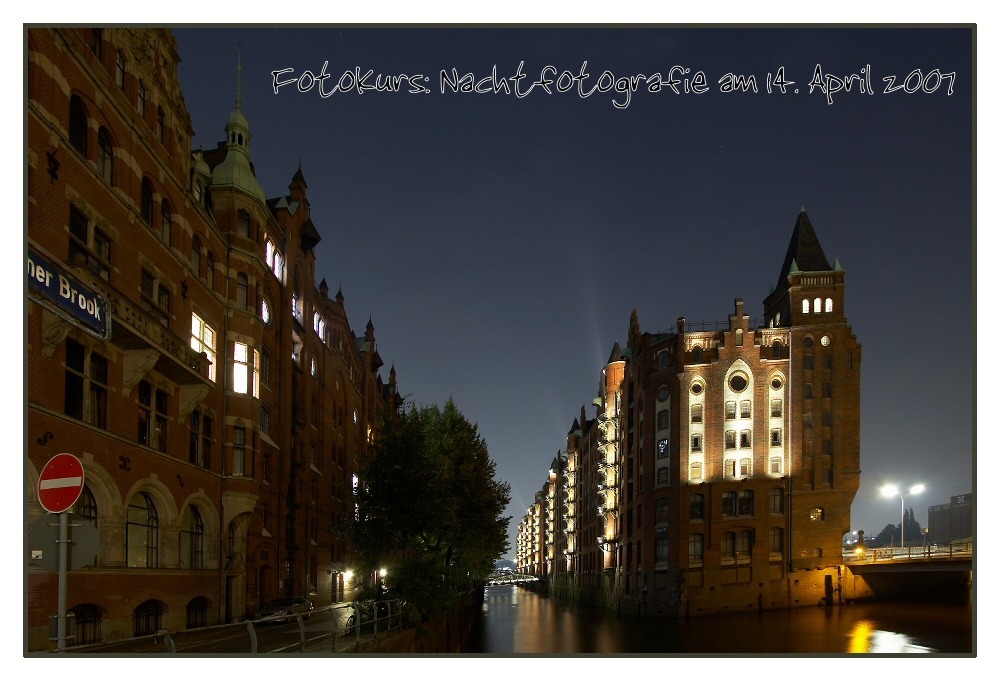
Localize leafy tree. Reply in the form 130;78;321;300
348;399;511;619
867;508;924;547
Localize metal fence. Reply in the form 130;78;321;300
842;542;973;563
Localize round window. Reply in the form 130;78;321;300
821;335;831;347
771;377;782;390
729;373;748;392
804;337;813;348
657;386;669;402
691;383;703;395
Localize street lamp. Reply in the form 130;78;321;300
881;484;925;548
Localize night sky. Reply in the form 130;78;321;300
172;28;972;558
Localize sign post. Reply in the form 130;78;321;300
37;454;85;652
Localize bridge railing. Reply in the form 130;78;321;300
842;542;972;563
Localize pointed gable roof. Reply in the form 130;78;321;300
776;209;831;286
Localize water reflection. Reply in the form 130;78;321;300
471;584;970;654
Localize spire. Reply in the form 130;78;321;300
335;285;344;304
776;209;831;286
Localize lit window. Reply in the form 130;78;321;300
771;399;782;417
253;349;261;398
265;240;274;267
724;459;736;478
725;430;736;449
689;462;703;482
809;507;825;521
741;400;751;418
190;313;217;382
657;439;669;459
234;342;249;394
814;298;821;313
725;401;736;420
739;457;752;476
825;298;833;313
691;404;702;423
802;299;809;314
273;251;284;282
311;357;317;377
261;298;271;324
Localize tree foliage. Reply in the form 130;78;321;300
868;508;924;547
348;399;511;619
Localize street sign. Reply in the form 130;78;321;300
26;514;99;571
37;453;85;514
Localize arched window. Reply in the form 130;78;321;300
769;528;784;556
237;273;249;310
688;534;704;565
180;506;204;570
160;199;171;244
735;328;743;346
813;298;822;313
140;178;153;224
186;597;209;629
689;461;703;481
772;340;781;359
69;96;88;155
191;236;202;277
70;604;103;645
73;484;98;567
692;346;702;363
802;299;810;314
97;127;113;184
126;492;158;567
825;298;833;312
206;253;215;291
133;600;163;636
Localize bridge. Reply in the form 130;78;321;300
840;542;972;601
486;571;540;586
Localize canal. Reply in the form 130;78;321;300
468;584;973;654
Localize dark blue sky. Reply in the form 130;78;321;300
174;28;973;556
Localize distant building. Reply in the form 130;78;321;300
518;211;862;616
27;28;401;650
927;493;973;544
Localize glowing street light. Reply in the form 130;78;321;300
881;484;925;548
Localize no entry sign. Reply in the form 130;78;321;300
38;453;85;514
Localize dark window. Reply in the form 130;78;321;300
741;400;751;418
737;530;753;558
804;383;813;400
69;96;87;155
729;374;748;392
771;429;782;446
141;178;153;224
655;498;669;525
772;340;781;358
186;598;208;629
740;430;750;448
692;346;702;363
656;409;669;429
126;493;158;567
689;534;704;565
689;494;704;520
769;487;784;514
691;434;702;451
137;380;167;451
160;200;171;245
191;236;201;276
237;210;251;237
769;528;784;555
180;506;204;569
822;469;833;484
691;404;702;423
740;457;752;476
725;430;736;449
64;338;107;428
823;383;832;398
133;600;162;636
189;411;212;468
722;491;737;517
721;532;735;559
261;406;270;435
823;411;832;428
823;439;833;456
804;355;813;371
234;427;246;476
156;106;165;142
724;459;736;478
206;253;215;291
140;269;170;328
655;538;669;563
824;355;832;370
70;604;103;646
689;461;702;481
771;399;782;417
115;50;126;90
68;206;111;280
138;80;146;117
738;490;754;516
261;348;270;387
237;273;249;310
657;466;669;485
97;128;113;184
90;28;102;58
725;401;736;420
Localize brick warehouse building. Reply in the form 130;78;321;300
518;211;862;616
26;28;401;650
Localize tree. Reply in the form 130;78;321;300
348;399;511;619
867;508;924;547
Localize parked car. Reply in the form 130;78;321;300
254;596;314;622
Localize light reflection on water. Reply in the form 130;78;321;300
471;584;970;654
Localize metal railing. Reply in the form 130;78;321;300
843;542;973;563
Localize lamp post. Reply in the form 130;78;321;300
881;484;925;548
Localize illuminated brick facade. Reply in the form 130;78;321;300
27;28;400;650
522;211;863;615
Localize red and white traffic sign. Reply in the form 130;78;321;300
38;453;85;514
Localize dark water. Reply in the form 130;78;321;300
468;584;973;654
